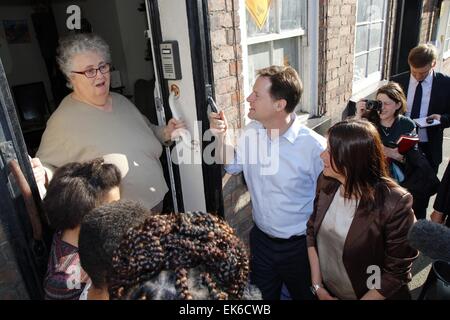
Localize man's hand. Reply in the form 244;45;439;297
164;118;186;142
209;111;228;136
427;114;441;122
430;210;446;224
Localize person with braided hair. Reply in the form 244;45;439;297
43;158;121;300
109;211;260;300
78;200;260;300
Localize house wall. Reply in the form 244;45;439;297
207;0;252;245
318;0;357;123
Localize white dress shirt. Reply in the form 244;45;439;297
225;114;326;238
406;71;434;142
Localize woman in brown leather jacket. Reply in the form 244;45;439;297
306;119;418;300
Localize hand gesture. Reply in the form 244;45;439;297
209;110;228;136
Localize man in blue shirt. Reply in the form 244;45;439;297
210;66;326;300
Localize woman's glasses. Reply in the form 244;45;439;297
71;63;111;78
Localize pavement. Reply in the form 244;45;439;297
408;128;450;299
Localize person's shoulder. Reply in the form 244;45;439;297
434;71;450;83
397;115;416;129
296;124;327;148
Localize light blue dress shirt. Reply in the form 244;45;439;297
225;114;326;238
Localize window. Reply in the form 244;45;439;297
244;0;307;111
353;0;387;91
444;11;450;58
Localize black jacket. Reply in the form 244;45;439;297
433;160;450;227
390;71;450;168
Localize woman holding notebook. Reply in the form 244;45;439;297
355;82;439;219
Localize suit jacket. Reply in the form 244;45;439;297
390;71;450;167
306;174;418;300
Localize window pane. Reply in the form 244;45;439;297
356;25;369;53
273;38;299;71
246;1;276;37
368;49;381;74
248;42;271;87
281;0;305;30
357;0;371;23
370;0;385;21
354;54;368;82
369;22;383;49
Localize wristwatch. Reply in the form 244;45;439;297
310;283;323;296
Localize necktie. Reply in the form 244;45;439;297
410;81;423;119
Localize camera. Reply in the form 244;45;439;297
364;100;383;112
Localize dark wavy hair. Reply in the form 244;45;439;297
78;200;152;289
326;119;400;211
109;211;254;300
43;158;121;230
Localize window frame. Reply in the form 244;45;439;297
443;9;450;59
241;0;311;122
352;0;388;94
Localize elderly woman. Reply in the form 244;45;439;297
306;119;418;300
30;33;183;212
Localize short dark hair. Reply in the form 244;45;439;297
43;158;121;230
78;200;152;289
408;44;437;68
257;65;303;113
327;119;399;211
109;211;253;300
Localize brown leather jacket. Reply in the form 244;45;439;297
306;174;418;300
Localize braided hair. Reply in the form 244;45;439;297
109;211;251;300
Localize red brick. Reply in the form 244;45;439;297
229;60;242;76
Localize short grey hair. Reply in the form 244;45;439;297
56;33;111;78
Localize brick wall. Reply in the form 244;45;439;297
207;0;252;246
319;0;357;123
0;223;29;299
420;0;437;43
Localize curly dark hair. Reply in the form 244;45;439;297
78;200;152;289
109;211;252;300
43;158;121;230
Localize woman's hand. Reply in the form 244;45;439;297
316;287;338;300
355;100;367;119
430;210;446;224
164;118;186;142
383;146;404;162
29;157;47;186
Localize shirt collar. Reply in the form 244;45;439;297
410;69;434;85
281;113;302;144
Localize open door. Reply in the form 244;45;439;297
0;58;49;299
144;0;223;215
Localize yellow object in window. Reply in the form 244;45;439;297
246;0;271;30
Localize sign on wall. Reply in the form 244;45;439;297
246;0;271;29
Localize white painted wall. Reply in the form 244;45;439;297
0;5;54;107
114;0;154;96
156;0;207;212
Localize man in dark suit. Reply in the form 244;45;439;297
391;44;450;219
391;44;450;173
